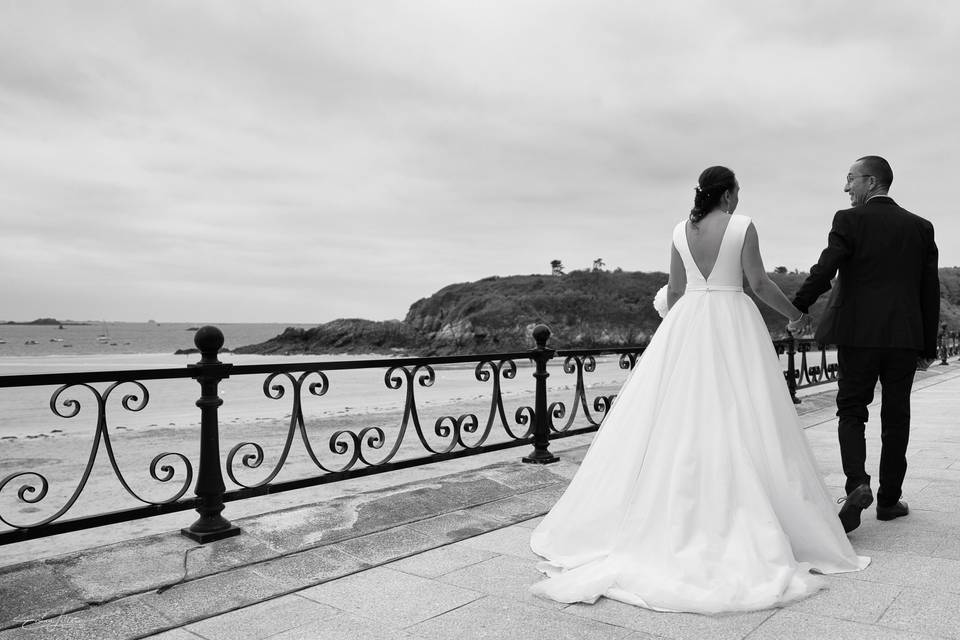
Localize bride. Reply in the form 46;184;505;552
529;166;869;614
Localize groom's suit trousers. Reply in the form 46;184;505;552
836;346;917;507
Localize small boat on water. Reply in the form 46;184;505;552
50;338;64;343
63;344;73;348
24;339;37;345
0;338;6;345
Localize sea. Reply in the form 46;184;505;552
0;321;310;362
0;321;632;439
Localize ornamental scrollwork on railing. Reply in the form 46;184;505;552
549;352;643;431
618;352;640;370
0;381;193;530
775;339;840;392
472;359;533;442
226;370;337;487
224;359;537;485
802;342;840;385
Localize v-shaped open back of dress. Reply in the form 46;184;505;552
529;214;868;613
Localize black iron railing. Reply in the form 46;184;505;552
775;335;841;404
1;323;955;545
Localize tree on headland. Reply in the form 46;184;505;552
551;260;565;276
774;266;788;274
592;258;606;272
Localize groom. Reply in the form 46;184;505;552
789;155;939;533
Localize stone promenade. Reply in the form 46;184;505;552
2;365;960;639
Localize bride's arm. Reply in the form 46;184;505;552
741;222;803;321
667;244;686;310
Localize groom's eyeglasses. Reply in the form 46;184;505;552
845;174;874;184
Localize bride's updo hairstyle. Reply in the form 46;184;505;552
691;166;737;224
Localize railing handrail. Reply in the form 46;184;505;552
0;339;835;389
0;350;556;388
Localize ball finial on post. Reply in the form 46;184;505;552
194;326;225;364
532;324;551;350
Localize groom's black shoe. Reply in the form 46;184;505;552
838;484;874;533
876;500;909;521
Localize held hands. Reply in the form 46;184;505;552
786;311;809;335
917;357;936;371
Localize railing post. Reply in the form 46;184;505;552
182;326;240;543
939;323;949;366
785;332;800;404
523;324;559;464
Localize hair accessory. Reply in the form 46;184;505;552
694;185;702;193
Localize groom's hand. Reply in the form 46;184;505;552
786;314;808;335
917;357;936;371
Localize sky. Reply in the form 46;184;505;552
2;1;958;323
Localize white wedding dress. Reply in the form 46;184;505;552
530;214;869;614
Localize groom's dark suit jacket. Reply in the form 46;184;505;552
792;196;940;358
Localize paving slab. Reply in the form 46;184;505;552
785;575;903;624
749;609;938;640
847;549;960;593
0;594;170;640
333;523;437;565
563;597;773;640
440;553;567;611
932;533;960;560
138;568;286;628
846;521;944;556
183;594;339;640
918;479;960;497
266;612;424;640
142;629;202;640
476;460;571;490
909;493;960;513
878;587;960;639
298;566;482;629
406;596;634;640
231;498;368;552
455;524;540;560
386;543;498;579
247;545;368;591
0;563;87;630
405;508;504;541
45;534;197;603
180;532;280;577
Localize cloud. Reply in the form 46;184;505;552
1;1;959;322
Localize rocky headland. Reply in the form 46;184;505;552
234;267;960;357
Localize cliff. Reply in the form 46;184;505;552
234;319;424;356
234;268;960;356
